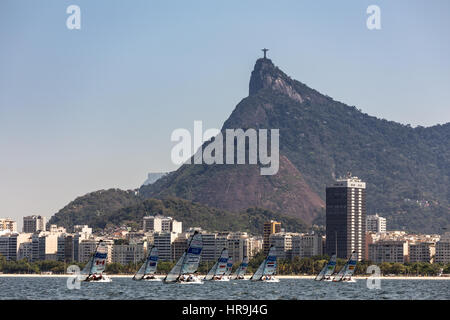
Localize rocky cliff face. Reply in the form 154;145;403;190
140;58;450;233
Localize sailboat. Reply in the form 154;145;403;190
314;254;337;281
81;240;111;282
204;248;229;281
133;246;160;281
250;245;279;282
164;231;203;284
332;251;357;282
232;256;249;280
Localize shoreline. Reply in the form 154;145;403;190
0;274;448;280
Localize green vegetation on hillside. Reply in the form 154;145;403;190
50;193;309;235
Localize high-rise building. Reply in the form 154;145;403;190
0;218;17;233
143;216;182;234
263;221;281;254
366;214;386;233
326;175;366;261
23;215;46;233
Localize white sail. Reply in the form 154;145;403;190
315;254;337;280
81;255;93;275
204;248;228;280
164;231;203;283
335;251;358;281
181;232;203;274
81;241;108;276
233;256;249;279
224;257;233;276
262;246;277;276
165;252;185;283
250;246;277;281
134;246;158;280
250;259;265;281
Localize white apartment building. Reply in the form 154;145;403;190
269;232;300;260
153;232;179;261
291;233;323;258
200;232;228;262
368;240;409;263
409;242;435;263
112;242;147;265
0;218;17;233
143;216;182;234
366;214;387;233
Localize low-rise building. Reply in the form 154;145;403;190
112;242;147;265
409;242;435;263
291;233;323;259
368;240;409;263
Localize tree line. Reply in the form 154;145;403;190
1;253;449;276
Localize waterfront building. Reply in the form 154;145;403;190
171;233;189;260
269;232;298;260
263;221;281;255
23;215;46;233
112;242;147;265
409;242;435;263
78;239;113;263
326;175;366;261
435;233;450;264
31;232;59;261
291;233;323;258
366;214;387;233
153;232;179;261
368;240;409;263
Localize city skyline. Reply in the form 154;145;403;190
1;1;450;224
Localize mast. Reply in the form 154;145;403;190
88;240;102;276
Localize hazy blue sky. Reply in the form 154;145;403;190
1;0;449;227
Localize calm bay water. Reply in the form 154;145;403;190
0;277;448;300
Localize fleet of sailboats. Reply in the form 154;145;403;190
315;252;358;283
77;236;358;285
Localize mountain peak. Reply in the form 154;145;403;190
249;58;304;103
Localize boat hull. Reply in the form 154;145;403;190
84;274;112;283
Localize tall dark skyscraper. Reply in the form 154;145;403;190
326;176;366;261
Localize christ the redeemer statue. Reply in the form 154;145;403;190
262;48;269;59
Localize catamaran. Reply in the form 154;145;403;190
232;256;249;280
333;251;357;282
204;248;229;281
250;245;279;282
314;254;337;281
81;240;111;282
164;231;203;284
133;246;160;281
